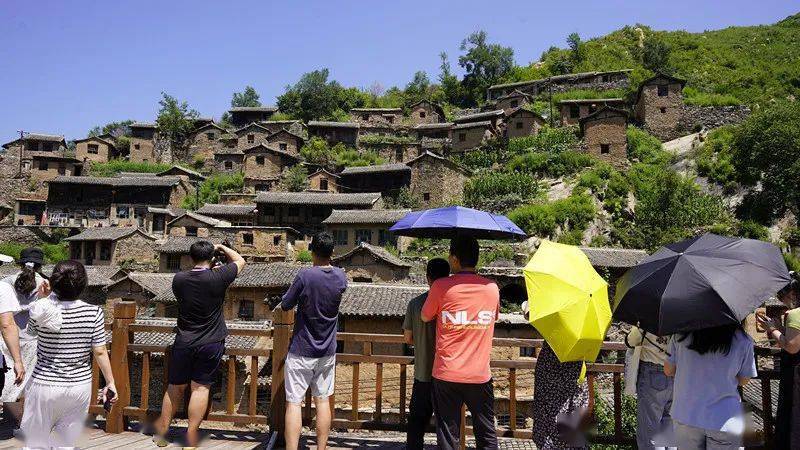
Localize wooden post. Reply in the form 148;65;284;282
106;301;136;433
269;307;294;439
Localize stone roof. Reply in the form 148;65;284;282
453;121;492;130
414;123;453;130
265;128;306;142
213;147;244;155
130;122;157;129
193;123;228;134
229;106;278;113
231;262;307;288
241;143;300;160
197;203;256;217
308;168;340;179
322;209;410;225
29;154;82;163
338;283;427;317
579;106;629;125
234;123;271;135
332;242;412;268
147;206;185;217
308;121;360;129
453;110;504;124
123;317;268;350
156;236;219;254
506;107;545;121
558;98;626;104
156;165;206;181
495;89;535;101
73;135;117;147
64;227;154;242
126;272;175;296
50;175;181;187
488;69;633;90
2;133;66;148
350;108;402;113
406;150;472;175
167;211;227;227
340;163;410;176
255;191;382;206
409;100;447;118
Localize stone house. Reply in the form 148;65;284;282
13;198;47;225
105;272;175;316
408;100;446;125
359;141;422;164
307;121;359;147
144;206;185;235
45;175;191;228
350;108;403;126
23;155;83;195
264;129;305;156
213;226;299;262
495;90;535;114
339;163;411;197
322;209;411;253
235;123;271;150
307;169;340;193
258;120;305;136
407;151;471;207
451;121;495;153
213;148;244;174
196;203;256;226
412;123;452;141
228;106;278;128
338;283;428;355
634;73;687;141
579;107;629;167
188;123;228;157
559;98;627;126
505;108;545;139
74;135;119;164
255;191;383;235
156;165;205;183
241;143;300;193
65;227;157;267
166;211;230;237
331;242;413;283
486;69;632;101
156;236;217;273
129;122;158;163
1;133;66;161
453;110;505;128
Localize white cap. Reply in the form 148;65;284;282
521;300;529;315
0;254;13;264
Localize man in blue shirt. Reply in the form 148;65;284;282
280;232;348;450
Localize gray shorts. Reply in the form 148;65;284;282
284;353;336;403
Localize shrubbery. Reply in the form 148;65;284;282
464;172;541;212
508;150;595;178
507;193;596;241
0;242;69;264
695;126;737;186
88;160;171;177
507;126;579;154
182;173;244;209
299;137;385;169
626;126;671;166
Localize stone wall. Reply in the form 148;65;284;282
582;115;628;168
211;228;291;259
409;158;468;208
237;129;270;150
361;142;421;163
213;153;244;174
549;78;629;94
506;111;544;139
634;82;684;141
678;104;751;134
409;103;444;124
452;125;491;153
129;137;156;163
243;151;291;182
0;225;51;246
114;233;157;265
76;139;114;163
265;131;303;156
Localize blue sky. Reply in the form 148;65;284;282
0;1;797;141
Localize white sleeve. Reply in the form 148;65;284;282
0;283;21;315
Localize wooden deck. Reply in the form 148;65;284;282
0;423;271;449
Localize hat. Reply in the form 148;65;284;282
19;248;44;266
0;254;13;264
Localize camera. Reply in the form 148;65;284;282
212;240;233;267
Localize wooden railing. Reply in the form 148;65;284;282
98;302;779;448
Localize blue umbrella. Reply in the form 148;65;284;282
389;206;527;240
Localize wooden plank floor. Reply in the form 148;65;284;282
0;423;270;449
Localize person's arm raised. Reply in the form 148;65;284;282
215;244;245;274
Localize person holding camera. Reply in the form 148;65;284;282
153;241;245;448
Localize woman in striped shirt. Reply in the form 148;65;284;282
20;260;117;449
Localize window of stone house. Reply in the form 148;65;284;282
395;148;403;161
243;232;254;246
419;111;426;118
660;107;667;114
247;134;255;144
224;161;233;170
423;193;430;201
334;230;348;246
43;142;54;152
287;207;300;217
279;143;288;151
255;184;268;192
26;141;38;152
185;226;198;237
516;121;524;130
658;85;669;97
589;104;597;114
320;179;329;191
38;160;47;171
58;164;66;175
134;144;141;150
117;206;130;219
355;229;372;245
238;300;255;320
166;254;181;271
569;105;580;118
88;144;99;154
99;242;112;261
255;156;265;166
206;132;215;140
362;114;369;121
602;74;610;82
21;161;30;171
600;144;610;154
143;158;148;162
510;100;519;108
378;229;394;246
273;235;282;246
264;206;276;216
387;116;394;124
458;133;466;142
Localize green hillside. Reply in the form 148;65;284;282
507;13;800;107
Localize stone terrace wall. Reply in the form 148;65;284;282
678;104;751;134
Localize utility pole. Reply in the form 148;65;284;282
16;129;25;174
193;180;201;210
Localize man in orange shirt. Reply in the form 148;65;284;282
421;236;499;450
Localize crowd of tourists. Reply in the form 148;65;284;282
0;234;798;449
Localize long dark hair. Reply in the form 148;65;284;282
14;263;41;296
679;323;741;356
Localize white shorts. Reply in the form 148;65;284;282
21;380;92;449
284;353;335;404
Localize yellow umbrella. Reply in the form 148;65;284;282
523;240;611;363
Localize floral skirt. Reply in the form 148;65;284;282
0;338;37;402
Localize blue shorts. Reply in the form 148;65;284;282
168;341;225;386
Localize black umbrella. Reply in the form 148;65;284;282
613;233;790;336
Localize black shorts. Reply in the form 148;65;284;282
168;340;225;386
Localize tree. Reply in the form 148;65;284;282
156;92;199;153
231;86;261;107
637;36;673;74
279;165;309;192
567;32;585;66
276;69;347;122
458;31;515;105
438;52;468;106
404;71;431;104
88;120;134;138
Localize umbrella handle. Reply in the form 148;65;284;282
577;362;587;384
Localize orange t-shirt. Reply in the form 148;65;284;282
421;272;499;384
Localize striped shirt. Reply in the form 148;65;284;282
26;300;105;385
